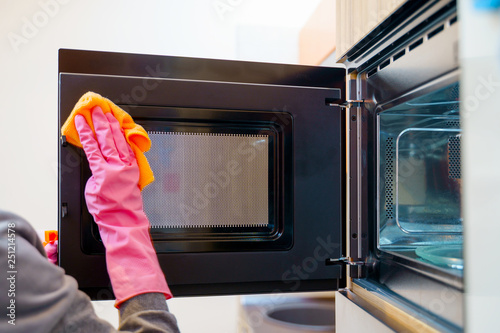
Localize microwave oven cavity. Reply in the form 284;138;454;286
377;82;463;272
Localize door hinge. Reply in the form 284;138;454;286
340;100;364;109
326;100;364;108
326;257;365;267
327;256;370;278
346;102;369;276
325;98;344;108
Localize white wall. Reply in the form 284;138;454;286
0;1;320;331
0;0;320;231
1;0;230;232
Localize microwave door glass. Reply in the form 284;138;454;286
117;107;296;254
143;131;269;229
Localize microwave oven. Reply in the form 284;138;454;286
58;0;462;330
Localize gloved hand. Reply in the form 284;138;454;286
75;106;172;307
44;241;58;264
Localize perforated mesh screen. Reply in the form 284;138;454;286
448;136;461;179
143;131;270;228
384;137;395;220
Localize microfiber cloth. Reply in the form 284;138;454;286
61;91;154;190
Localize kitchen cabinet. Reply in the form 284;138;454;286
335;0;406;59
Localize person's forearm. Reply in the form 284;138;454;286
74;109;172;307
119;293;180;333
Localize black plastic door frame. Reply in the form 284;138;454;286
58;50;346;298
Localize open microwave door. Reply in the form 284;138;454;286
58;49;347;298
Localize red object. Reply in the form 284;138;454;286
43;230;58;265
43;230;58;246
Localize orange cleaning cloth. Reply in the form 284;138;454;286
61;91;154;190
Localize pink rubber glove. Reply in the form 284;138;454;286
44;240;58;264
74;106;172;307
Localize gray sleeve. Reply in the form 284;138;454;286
119;293;180;333
0;210;180;333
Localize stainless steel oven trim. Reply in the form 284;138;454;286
351;279;462;332
376;109;381;259
341;0;457;71
356;106;362;257
374;69;460;114
361;17;459;107
346;100;369;272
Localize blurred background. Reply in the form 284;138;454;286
0;0;330;231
